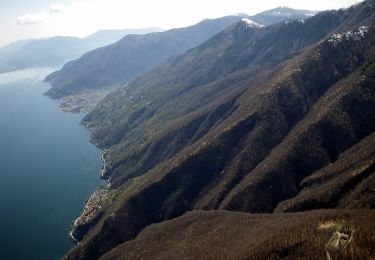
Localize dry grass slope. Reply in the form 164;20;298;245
101;210;375;260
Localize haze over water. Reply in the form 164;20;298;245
0;68;103;260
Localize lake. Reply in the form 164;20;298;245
0;68;103;260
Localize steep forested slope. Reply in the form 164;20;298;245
65;1;375;259
274;132;375;212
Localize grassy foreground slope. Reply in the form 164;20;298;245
102;210;375;260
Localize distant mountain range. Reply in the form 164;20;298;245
44;7;317;99
61;1;375;259
0;27;162;74
43;16;247;98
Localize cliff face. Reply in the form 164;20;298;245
65;1;375;259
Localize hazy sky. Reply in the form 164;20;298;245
0;0;363;47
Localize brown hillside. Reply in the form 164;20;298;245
101;210;375;260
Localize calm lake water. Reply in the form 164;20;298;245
0;68;103;260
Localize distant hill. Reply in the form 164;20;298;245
0;39;33;59
80;28;163;50
0;27;162;74
63;1;375;259
0;39;34;73
44;7;316;99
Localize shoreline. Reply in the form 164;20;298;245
45;84;116;246
68;123;112;244
69;231;79;244
47;96;111;245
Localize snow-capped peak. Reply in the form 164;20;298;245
241;18;265;28
328;25;370;46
